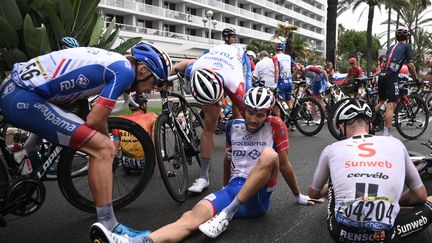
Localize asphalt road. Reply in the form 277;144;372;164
2;126;432;243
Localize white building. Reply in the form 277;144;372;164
98;0;326;59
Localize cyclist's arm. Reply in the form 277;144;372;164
171;59;196;75
87;104;110;136
308;146;331;199
400;147;427;206
278;149;300;197
223;150;232;186
273;56;279;84
407;63;419;80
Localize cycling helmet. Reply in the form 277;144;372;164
246;50;256;59
191;68;224;104
61;37;80;48
128;93;148;111
275;42;286;50
396;28;411;41
222;27;238;39
244;87;275;111
378;55;386;62
131;42;172;84
336;99;373;126
348;57;357;65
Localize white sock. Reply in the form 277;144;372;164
221;197;242;221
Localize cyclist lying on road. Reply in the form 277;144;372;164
91;87;324;243
308;99;432;242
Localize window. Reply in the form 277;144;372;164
137;19;145;27
252;8;257;13
145;0;152;4
239;3;244;8
145;21;153;29
224;17;230;23
239;21;244;27
163;1;175;10
186;7;197;15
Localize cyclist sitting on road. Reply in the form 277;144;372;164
273;42;296;111
91;86;323;243
0;42;172;238
375;27;420;136
308;99;432;243
340;57;363;86
114;93;157;176
171;40;252;194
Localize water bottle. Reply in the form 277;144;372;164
14;149;33;175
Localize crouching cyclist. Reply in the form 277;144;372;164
308;99;432;242
90;87;323;243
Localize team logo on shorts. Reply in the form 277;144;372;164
249;149;261;160
76;74;89;88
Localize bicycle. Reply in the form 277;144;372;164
409;139;432;179
0;98;156;226
327;80;429;140
153;71;204;202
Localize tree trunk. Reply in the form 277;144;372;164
387;8;391;48
366;3;375;75
326;0;338;64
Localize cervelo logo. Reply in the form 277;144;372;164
347;172;389;179
345;160;393;168
34;103;76;131
397;215;428;235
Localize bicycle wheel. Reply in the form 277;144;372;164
45;150;89;180
154;113;188;202
395;95;429;140
409;151;429;175
327;98;355;140
292;97;325;136
181;103;204;166
57;117;155;213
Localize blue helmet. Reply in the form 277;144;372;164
275;42;285;50
61;37;80;48
131;42;172;84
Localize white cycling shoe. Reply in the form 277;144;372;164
188;178;209;193
90;223;130;243
198;212;230;239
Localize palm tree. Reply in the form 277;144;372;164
326;0;338;65
339;0;407;74
273;23;299;57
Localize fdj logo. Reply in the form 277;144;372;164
60;79;75;91
76;74;89;88
232;150;246;156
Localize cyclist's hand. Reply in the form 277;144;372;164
296;193;325;205
414;79;422;84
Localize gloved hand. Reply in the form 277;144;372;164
296;193;325;205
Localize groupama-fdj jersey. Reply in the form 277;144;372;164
273;53;295;100
311;135;432;242
189;44;252;112
203;116;288;218
0;47;134;149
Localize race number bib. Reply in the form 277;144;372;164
335;197;396;231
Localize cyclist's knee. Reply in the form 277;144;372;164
83;134;116;161
257;147;278;168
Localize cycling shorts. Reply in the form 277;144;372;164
203;177;277;218
378;72;399;102
328;199;432;243
0;80;95;149
277;77;293;101
312;74;327;96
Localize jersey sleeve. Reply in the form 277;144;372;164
242;52;252;91
404;44;414;64
272;56;278;65
307;65;321;73
310;145;331;191
403;145;424;191
269;116;288;152
97;60;135;110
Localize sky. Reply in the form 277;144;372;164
337;3;432;45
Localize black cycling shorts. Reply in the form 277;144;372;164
327;201;432;243
378;72;399;102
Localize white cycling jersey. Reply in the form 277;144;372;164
311;135;423;231
273;53;294;78
191;44;250;97
226;117;288;180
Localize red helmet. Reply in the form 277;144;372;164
348;58;357;65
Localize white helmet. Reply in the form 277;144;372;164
246;50;256;59
244;87;275;111
191;69;224;104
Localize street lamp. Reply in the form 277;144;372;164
202;10;217;45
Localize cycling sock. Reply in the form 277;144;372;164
200;158;210;180
96;204;118;231
383;127;390;136
130;236;154;243
222;197;242;221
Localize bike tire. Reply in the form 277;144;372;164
408;151;429;175
395;94;429;140
183;103;204;166
154;114;188;202
327;98;355;141
293;97;325;136
57;117;156;213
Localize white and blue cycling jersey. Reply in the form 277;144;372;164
185;44;252;112
0;47;135;149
